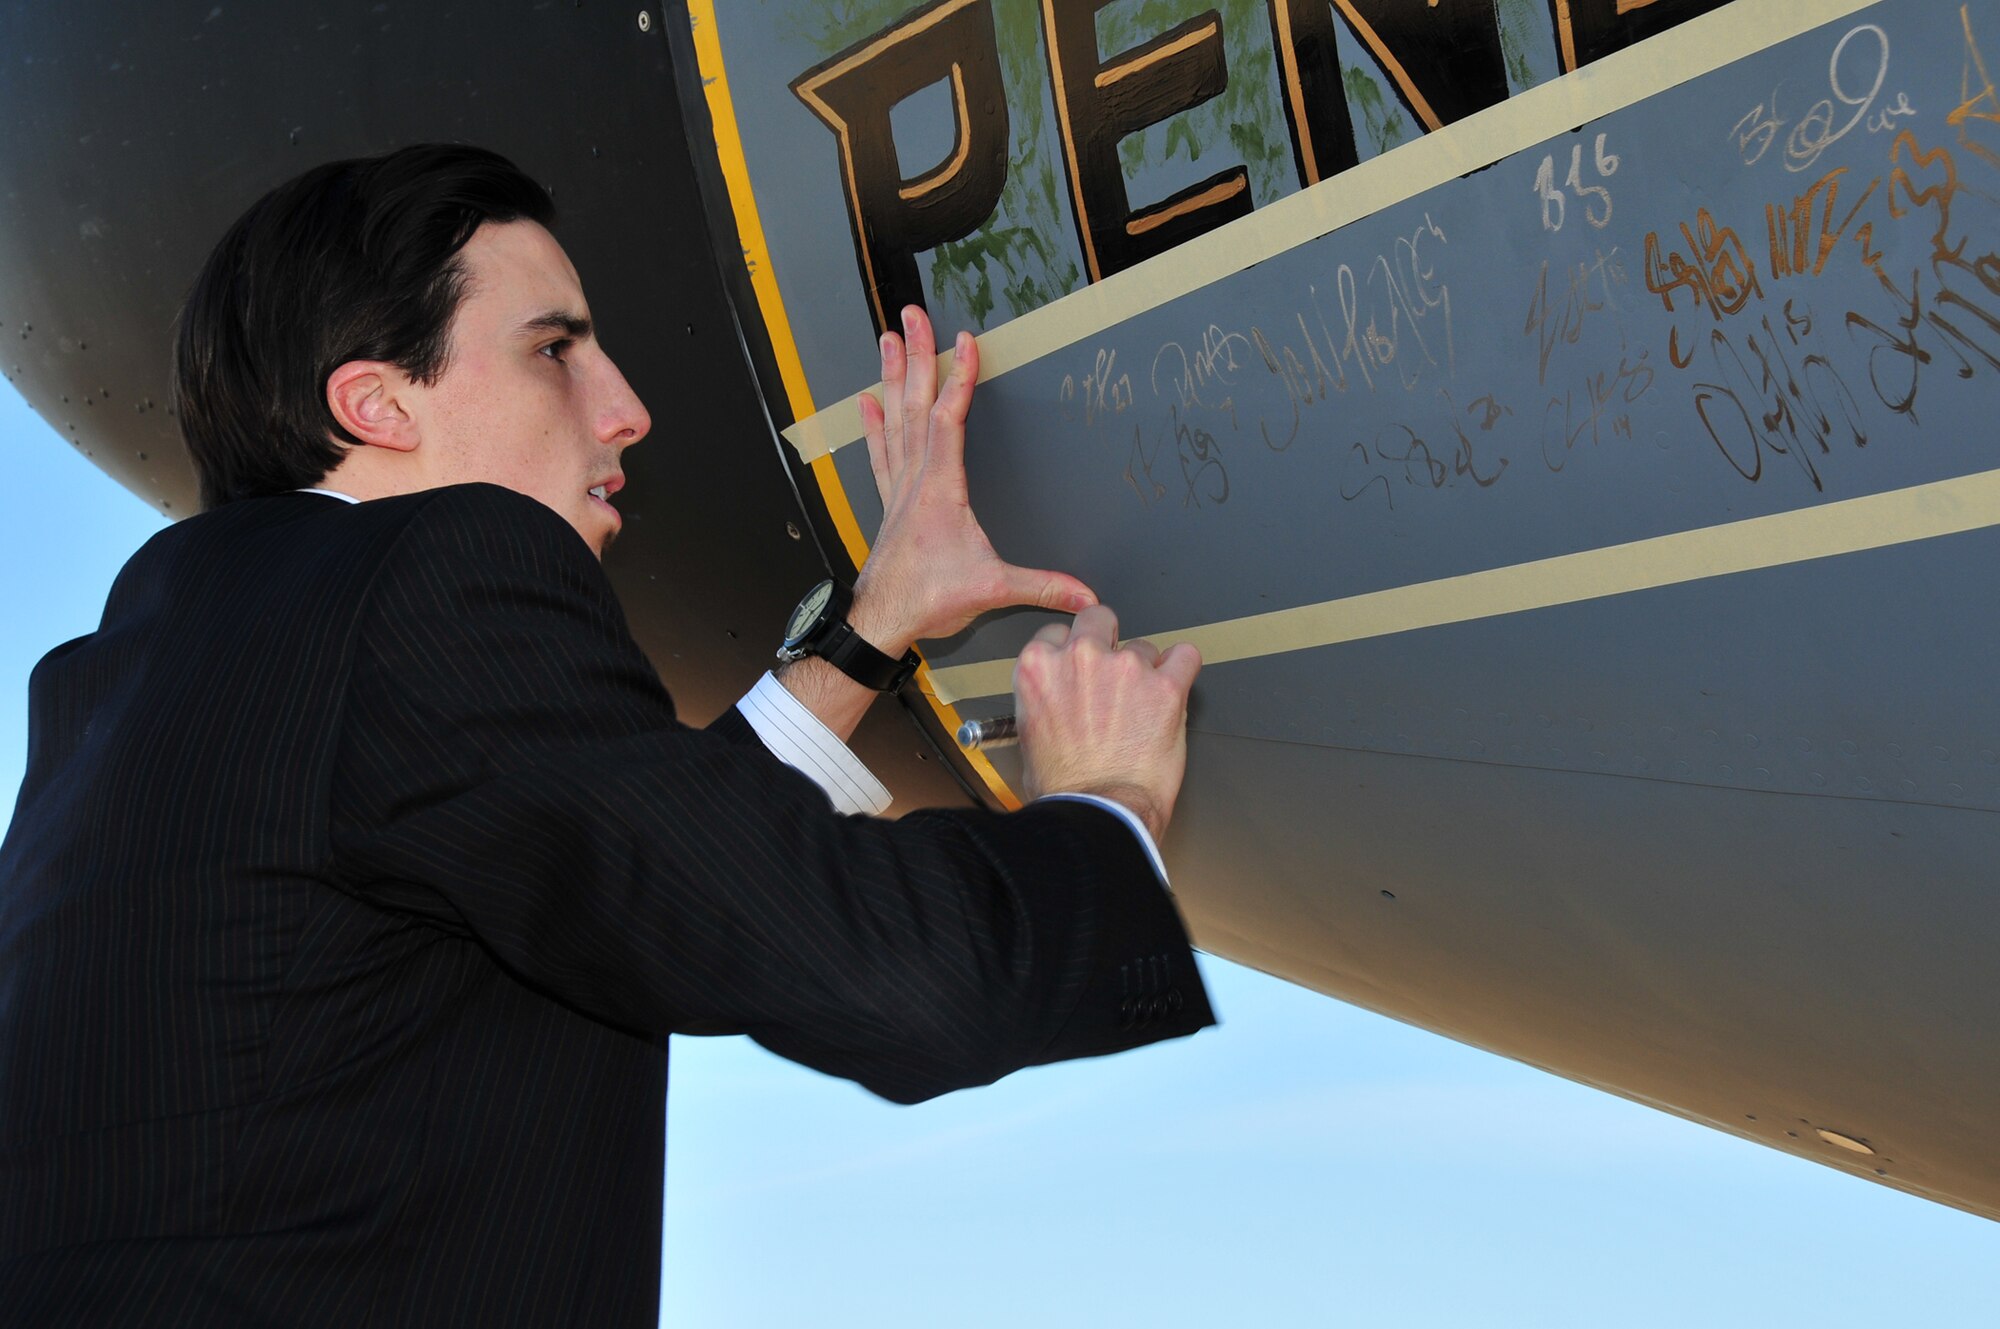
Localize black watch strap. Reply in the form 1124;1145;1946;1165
818;618;921;692
780;579;920;692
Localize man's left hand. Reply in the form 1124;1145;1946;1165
847;306;1096;654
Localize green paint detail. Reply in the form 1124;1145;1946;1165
1342;61;1407;158
1494;0;1561;94
931;224;1066;325
1226;117;1274;178
769;0;920;56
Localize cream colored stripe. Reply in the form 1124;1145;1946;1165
923;468;2000;704
782;0;1882;463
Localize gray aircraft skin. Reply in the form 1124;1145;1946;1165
4;0;1996;1223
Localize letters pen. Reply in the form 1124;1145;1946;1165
955;714;1019;751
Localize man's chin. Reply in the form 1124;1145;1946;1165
560;503;617;559
581;495;622;558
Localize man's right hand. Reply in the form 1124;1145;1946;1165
1013;605;1201;845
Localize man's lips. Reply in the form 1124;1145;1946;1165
587;476;624;524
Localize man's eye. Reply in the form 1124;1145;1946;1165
539;339;572;362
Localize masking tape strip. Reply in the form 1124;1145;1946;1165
781;0;1883;463
923;467;2000;705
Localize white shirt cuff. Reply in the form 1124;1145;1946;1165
1036;793;1171;892
737;671;892;817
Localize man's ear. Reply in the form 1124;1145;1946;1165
326;360;421;452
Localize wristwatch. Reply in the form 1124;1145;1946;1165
777;578;920;692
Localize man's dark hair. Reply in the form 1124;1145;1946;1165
174;143;556;508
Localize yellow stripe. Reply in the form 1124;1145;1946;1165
808;454;873;570
922;468;2000;705
688;0;817;421
781;0;1885;463
690;0;1019;809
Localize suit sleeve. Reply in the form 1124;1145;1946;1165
326;484;1213;1104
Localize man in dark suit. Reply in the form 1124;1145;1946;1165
0;144;1211;1324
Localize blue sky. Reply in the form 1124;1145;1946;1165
3;382;1995;1325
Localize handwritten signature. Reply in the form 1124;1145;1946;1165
1731;23;1904;174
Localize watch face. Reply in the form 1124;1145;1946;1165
785;580;834;645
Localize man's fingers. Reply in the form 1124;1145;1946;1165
1120;638;1161;667
1029;621;1071;647
1157;641;1202;693
1000;564;1096;615
879;331;907;463
1069;603;1119;651
859;393;890;499
932;330;979;442
899;306;937;450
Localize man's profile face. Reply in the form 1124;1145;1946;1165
416;221;651;556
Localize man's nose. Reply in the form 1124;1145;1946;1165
596;356;652;448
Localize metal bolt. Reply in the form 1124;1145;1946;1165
636;9;651;31
785;521;801;540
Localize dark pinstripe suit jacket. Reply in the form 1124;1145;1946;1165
0;484;1213;1325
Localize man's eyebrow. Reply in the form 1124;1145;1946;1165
515;310;593;340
